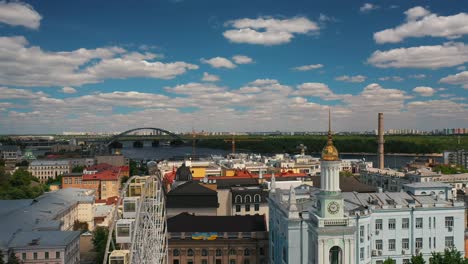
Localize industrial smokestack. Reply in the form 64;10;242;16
378;113;385;169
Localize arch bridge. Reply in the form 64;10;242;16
105;127;184;147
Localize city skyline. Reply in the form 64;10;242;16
0;0;467;133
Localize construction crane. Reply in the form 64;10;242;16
224;134;263;154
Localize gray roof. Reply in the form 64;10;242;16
30;159;70;166
8;231;80;249
0;188;95;249
403;182;452;189
0;145;20;152
94;205;114;218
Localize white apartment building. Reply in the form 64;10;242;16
28;160;71;183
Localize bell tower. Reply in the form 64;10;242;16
317;109;344;218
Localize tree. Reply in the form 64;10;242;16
6;251;20;264
383;257;395;264
72;165;85;173
0;250;5;264
73;220;89;232
411;253;426;264
430;248;468;264
92;226;109;263
339;170;353;177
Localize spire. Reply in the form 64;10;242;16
288;185;298;212
270;172;276;192
327;107;333;144
321;108;340;161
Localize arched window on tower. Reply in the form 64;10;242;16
254;194;261;203
235;195;243;203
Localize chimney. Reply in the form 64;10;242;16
378;113;385;169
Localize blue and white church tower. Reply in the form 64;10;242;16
308;109;356;264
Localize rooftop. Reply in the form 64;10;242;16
403;182;452;189
30;159;70;166
167;212;266;232
0;188;95;248
8;231;80;249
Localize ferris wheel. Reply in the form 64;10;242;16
103;171;168;264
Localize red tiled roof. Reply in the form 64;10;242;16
86;163;114;172
196;169;307;181
83;168;121;181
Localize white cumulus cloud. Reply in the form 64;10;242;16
232;55;254;64
368;42;468;69
201;57;236;69
439;71;468;89
374;6;468;44
292;64;323;71
360;3;379;13
0;36;198;87
61;87;77;94
0;1;42;29
223;16;319;45
335;75;367;83
413;86;435;96
201;72;220;82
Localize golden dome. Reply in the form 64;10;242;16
321;108;340;161
322;141;339;161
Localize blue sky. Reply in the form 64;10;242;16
0;0;466;133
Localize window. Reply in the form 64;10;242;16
236;205;241;212
202;260;208;264
433;217;436;228
402;238;409;250
244;260;250;264
360;248;364;260
229;249;236;255
282;246;288;262
376;261;383;264
416;218;423;229
388;219;396;230
259;247;265;256
216;260;222;264
56;251;60;259
375;240;383;250
388;239;396;251
445;236;454;248
173;249;180;256
216;249;222;256
235;195;242;203
244;248;250;256
434;237;436;248
245;204;250;212
375;219;382;230
429;237;432;248
187;249;194;257
254;194;261;202
22;253;26;260
402;218;409;229
173;260;179;264
202;249;208;256
429;217;432;228
445;217;454;228
45;252;49;259
254;204;260;211
245;195;252;203
403;260;410;264
230;260;236;264
416;238;423;249
33;252;37;260
360;226;364;240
